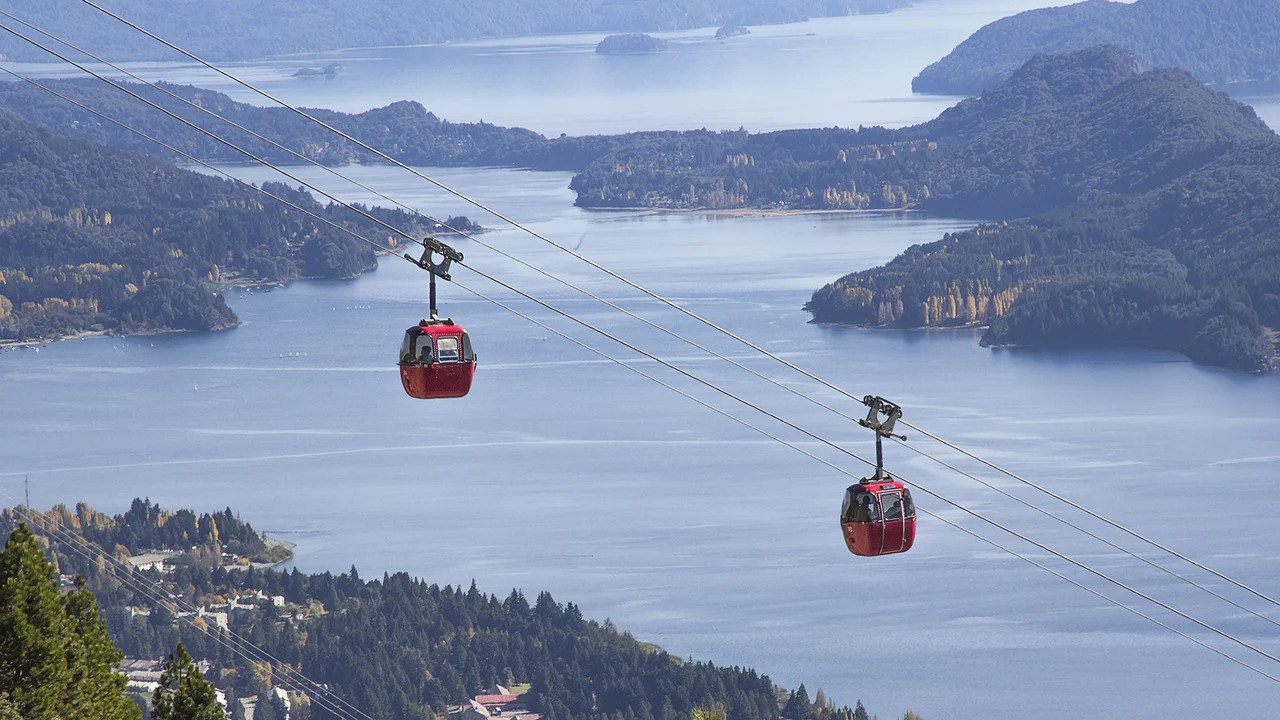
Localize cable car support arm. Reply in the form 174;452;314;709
406;238;463;320
858;396;906;482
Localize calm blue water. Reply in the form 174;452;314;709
4;2;1280;718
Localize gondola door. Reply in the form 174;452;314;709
878;490;906;554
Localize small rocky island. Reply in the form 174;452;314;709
292;62;340;78
715;25;750;40
595;33;669;54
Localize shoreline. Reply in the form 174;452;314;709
253;536;297;569
582;206;921;218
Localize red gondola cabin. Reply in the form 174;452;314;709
399;320;476;399
840;480;916;556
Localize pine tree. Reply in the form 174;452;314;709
255;693;280;720
0;524;139;719
151;642;224;720
784;685;811;720
854;700;870;720
0;524;72;715
63;576;140;719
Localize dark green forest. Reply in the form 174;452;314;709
801;47;1280;370
911;0;1280;95
0;107;481;344
0;0;914;63
0;503;880;720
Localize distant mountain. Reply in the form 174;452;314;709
912;0;1280;95
0;0;914;63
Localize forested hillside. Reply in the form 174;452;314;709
566;46;1275;217
0;107;485;344
0;79;618;171
911;0;1280;95
806;49;1280;371
0;0;913;63
1;502;882;720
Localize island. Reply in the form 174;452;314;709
804;47;1280;371
911;0;1280;95
595;33;669;54
291;62;340;78
716;24;751;40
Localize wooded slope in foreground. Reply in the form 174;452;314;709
1;502;886;720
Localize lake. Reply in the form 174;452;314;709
4;1;1280;719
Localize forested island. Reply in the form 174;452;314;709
0;0;916;63
0;106;480;346
804;47;1280;371
596;34;669;54
911;0;1280;95
0;501;892;720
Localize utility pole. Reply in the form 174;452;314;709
24;474;29;510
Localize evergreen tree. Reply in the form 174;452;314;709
784;685;812;720
0;523;71;715
255;693;280;720
152;642;223;720
62;576;140;718
854;700;870;720
0;524;139;719
268;692;290;720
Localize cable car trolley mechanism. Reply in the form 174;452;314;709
398;239;477;399
840;396;917;557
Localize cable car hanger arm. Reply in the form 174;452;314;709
406;238;463;281
858;396;906;482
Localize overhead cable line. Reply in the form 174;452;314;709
898;420;1280;612
73;0;1280;622
6;24;1280;680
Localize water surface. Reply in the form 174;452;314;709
3;2;1280;718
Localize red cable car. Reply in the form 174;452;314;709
399;319;476;399
397;242;475;399
841;479;916;556
841;396;917;557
